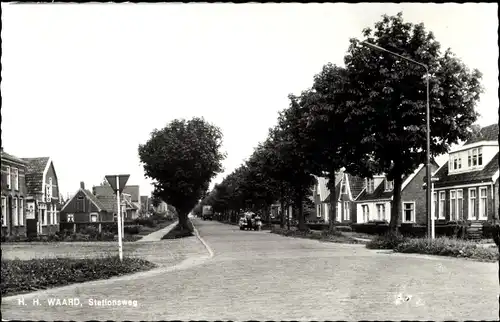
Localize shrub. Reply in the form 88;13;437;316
124;225;142;235
78;225;100;238
352;223;390;235
133;218;157;228
335;226;353;232
394;237;498;262
1;256;156;297
366;232;408;249
161;220;194;239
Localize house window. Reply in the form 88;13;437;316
341;180;347;194
403;202;415;222
12;198;18;226
343;201;350;221
468;150;472;167
438;191;445;219
479;187;487;219
362;205;369;222
453;157;458;170
457;190;463;220
470;148;483;167
366;179;375;194
468;188;477;220
376;203;385;220
385;180;394;191
19;198;24;226
42;209;47;226
114;213;118;222
432;192;437;219
12;168;19;191
450;190;457;221
1;197;6;227
67;213;74;222
90;213;98;222
6;166;11;189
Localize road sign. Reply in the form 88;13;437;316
105;175;130;194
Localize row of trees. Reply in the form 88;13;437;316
198;12;483;233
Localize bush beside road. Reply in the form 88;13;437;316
161;219;195;239
270;227;364;244
1;256;156;297
366;233;499;262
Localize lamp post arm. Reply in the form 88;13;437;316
361;41;428;70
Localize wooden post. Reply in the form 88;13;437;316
98;223;102;233
73;223;76;233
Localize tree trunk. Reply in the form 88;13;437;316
297;194;306;231
329;180;337;233
178;212;190;231
390;172;403;233
286;203;290;230
280;183;285;229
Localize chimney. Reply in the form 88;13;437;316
80;182;85;189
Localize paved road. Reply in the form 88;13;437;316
2;219;498;321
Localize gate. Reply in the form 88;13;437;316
26;219;38;238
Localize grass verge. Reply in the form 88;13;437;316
161;219;195;240
366;233;499;262
1;256;156;297
270;227;363;244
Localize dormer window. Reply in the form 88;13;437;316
385;179;394;191
366;178;375;194
468;148;483;168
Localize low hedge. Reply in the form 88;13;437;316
270;227;361;244
1;256;156;297
124;225;142;235
161;220;195;239
366;234;498;262
352;222;469;239
1;231;142;243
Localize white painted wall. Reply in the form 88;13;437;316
356;201;391;223
448;143;498;175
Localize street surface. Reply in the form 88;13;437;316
1;219;498;320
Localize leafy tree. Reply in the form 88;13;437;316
138;117;226;230
274;95;320;231
342;12;482;231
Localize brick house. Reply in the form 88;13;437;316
1;149;28;237
310;172;365;224
22;157;61;236
432;124;499;223
355;161;439;225
60;182;112;225
123;185;141;218
92;183;136;221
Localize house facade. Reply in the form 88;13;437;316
92;183;131;221
123;185;140;218
432;124;499;223
60;182;112;226
1;150;29;237
355;161;439;225
22;157;61;236
310;172;365;224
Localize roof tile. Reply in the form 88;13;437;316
465;123;499;144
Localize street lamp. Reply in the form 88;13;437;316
361;41;432;238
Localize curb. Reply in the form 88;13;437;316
191;219;215;259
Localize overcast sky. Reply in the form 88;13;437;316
1;3;498;199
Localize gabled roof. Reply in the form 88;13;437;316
123;185;140;202
60;188;106;213
346;174;365;199
1;151;28;165
22;157;50;195
465;123;499;145
356;179;393;202
96;195;119;213
433;152;499;188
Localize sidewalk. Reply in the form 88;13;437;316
137;221;179;242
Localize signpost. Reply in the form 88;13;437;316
105;174;130;261
423;177;439;239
